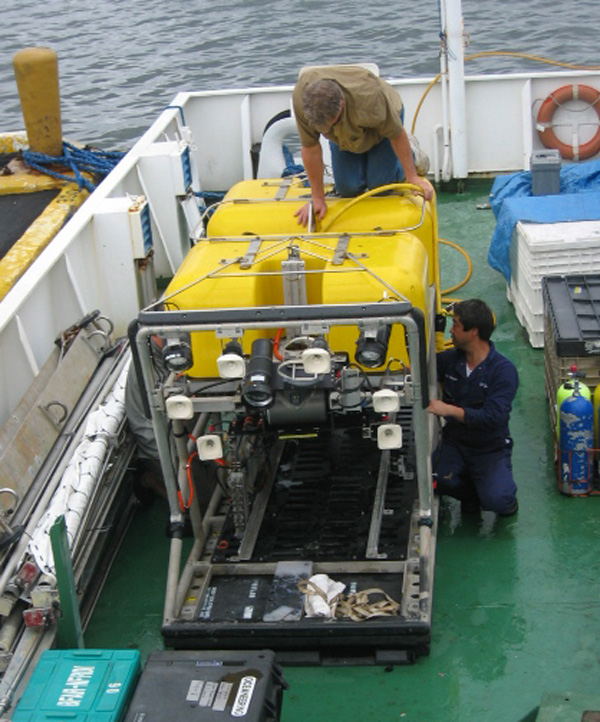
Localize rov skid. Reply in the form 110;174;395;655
130;177;443;664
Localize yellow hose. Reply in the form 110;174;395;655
319;182;425;232
440;238;472;295
410;51;600;134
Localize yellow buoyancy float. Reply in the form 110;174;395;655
164;178;439;377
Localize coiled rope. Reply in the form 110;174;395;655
298;579;400;621
22;141;126;193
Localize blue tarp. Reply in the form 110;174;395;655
487;160;600;282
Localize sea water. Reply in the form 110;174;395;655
0;0;598;149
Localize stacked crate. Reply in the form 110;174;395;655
509;221;600;347
543;275;600;434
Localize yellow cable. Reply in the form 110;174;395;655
465;51;600;71
319;182;425;232
411;73;442;134
410;51;600;134
440;238;472;295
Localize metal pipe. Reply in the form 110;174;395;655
163;536;184;624
134;333;183;524
203;483;225;537
0;602;25;654
418;522;433;618
172;419;205;543
438;0;452;182
0;627;50;717
432;124;443;184
403;314;433;518
174;538;204;614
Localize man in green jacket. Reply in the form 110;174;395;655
293;65;433;226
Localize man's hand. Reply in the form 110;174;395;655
428;398;465;422
428;399;447;416
390;132;435;202
294;197;328;227
406;174;434;201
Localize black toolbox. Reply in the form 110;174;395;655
123;650;287;722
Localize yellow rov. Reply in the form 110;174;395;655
132;176;442;663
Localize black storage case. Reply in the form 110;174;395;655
123;650;287;722
543;275;600;356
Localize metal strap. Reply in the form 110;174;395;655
239;238;262;269
274;176;293;200
332;233;350;265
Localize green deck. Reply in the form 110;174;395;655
84;180;600;721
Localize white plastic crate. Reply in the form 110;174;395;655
507;282;544;347
509;220;600;346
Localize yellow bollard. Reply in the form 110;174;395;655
13;47;63;157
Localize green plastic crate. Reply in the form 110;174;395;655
13;649;141;722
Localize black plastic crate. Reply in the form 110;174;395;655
123;650;287;722
543;275;600;356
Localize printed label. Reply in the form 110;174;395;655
199;681;219;707
213;681;233;712
232;676;257;717
199;586;217;619
186;680;204;703
56;665;95;707
243;605;254;619
248;580;259;599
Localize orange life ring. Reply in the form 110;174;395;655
537;84;600;161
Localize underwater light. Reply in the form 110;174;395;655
162;333;193;372
242;338;275;409
355;325;391;368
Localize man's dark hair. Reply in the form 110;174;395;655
302;79;343;129
454;299;496;341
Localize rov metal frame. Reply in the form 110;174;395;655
131;300;438;660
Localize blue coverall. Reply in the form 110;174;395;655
433;342;519;514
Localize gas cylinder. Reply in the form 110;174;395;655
556;378;591;440
559;377;594;495
593;384;600;446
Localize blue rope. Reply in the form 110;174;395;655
22;141;126;192
281;144;304;176
194;190;226;220
195;190;226;205
281;144;305;179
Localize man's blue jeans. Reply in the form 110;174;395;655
330;137;405;197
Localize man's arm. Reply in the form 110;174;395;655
390;130;434;201
294;144;327;227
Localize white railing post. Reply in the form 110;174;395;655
442;0;468;179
